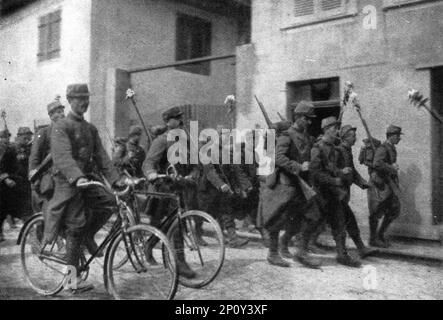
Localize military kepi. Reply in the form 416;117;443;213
47;95;64;115
321;116;341;131
17;127;33;136
128;125;143;137
340;125;357;139
66;83;91;98
293;100;317;118
0;130;11;138
386;125;403;136
162;107;183;122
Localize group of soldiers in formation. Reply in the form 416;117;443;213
0;82;403;291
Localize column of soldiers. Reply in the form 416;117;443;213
0;83;404;293
0;124;35;242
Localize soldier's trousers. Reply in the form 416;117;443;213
368;187;401;221
45;184;116;243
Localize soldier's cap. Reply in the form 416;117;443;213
339;125;357;139
47;96;65;115
162;107;183;122
292;100;317;118
114;137;128;145
321;116;341;131
66;83;91;98
128;125;143;137
0;130;11;138
272;120;292;132
386;125;404;136
17;127;33;136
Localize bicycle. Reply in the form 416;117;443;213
17;178;178;300
136;165;226;289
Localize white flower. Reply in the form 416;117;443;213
126;89;135;99
224;95;236;105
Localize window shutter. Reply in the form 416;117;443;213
38;15;48;61
294;0;315;17
321;0;342;11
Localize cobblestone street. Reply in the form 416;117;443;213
0;224;442;300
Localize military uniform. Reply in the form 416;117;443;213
367;125;402;247
0;130;18;241
29;97;65;214
13;127;34;221
113;126;146;178
142;106;199;279
310;117;361;267
336;125;375;258
29;125;53;213
257;102;321;268
197;144;252;247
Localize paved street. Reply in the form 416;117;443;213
0;224;442;300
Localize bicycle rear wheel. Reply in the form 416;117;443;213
105;224;178;300
20;215;66;296
167;210;225;288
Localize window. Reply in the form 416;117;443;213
283;0;357;29
175;13;212;76
286;77;340;137
38;10;61;62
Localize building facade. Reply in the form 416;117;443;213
236;0;443;240
1;0;248;144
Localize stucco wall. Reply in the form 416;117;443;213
90;0;239;143
0;0;92;135
237;0;443;239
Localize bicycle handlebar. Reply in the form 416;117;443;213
77;180;130;197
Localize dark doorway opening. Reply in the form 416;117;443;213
286;77;340;137
431;67;443;224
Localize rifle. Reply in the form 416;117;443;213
346;82;400;197
125;89;154;150
29;154;52;183
254;95;316;201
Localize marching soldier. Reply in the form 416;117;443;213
367;125;403;248
46;84;125;292
258;101;322;268
197;139;252;248
29;97;65;214
310;116;362;267
336;125;377;258
112;125;146;178
143;106;199;279
14;127;34;222
0;129;18;242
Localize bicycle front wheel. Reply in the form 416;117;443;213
20;215;66;296
167;210;225;289
105;224;178;300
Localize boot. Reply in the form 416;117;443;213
368;216;385;247
377;216;393;248
259;228;270;248
64;233;94;292
194;220;209;247
84;236;103;257
279;232;294;259
351;234;378;259
335;234;361;268
173;231;196;279
295;221;322;269
267;232;291;268
225;227;249;248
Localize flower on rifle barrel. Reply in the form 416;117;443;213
126;89;135;99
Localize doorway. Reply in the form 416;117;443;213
286;77;341;137
431;67;443;224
